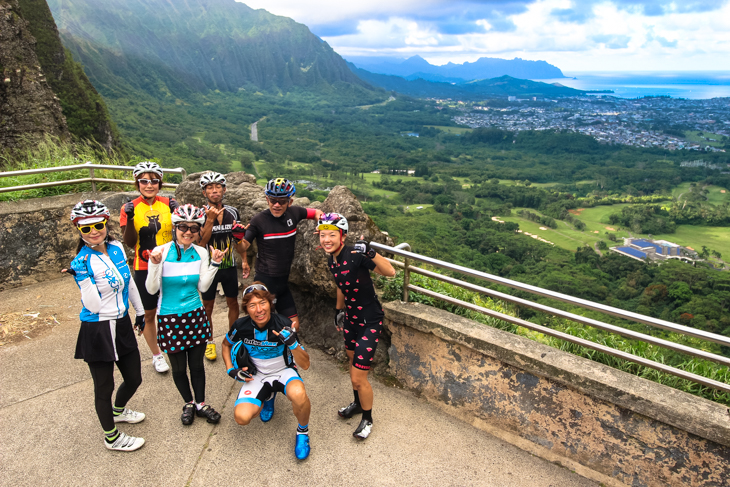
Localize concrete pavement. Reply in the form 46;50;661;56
0;279;596;487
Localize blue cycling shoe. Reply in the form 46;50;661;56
295;434;310;460
260;393;276;422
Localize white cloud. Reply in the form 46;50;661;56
236;0;730;71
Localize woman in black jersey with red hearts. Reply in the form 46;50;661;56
317;213;395;440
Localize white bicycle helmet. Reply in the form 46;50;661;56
200;172;227;189
172;204;206;225
70;200;111;225
317;212;348;235
133;161;164;179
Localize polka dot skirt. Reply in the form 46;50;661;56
157;306;211;354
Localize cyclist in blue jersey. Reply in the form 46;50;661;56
145;204;225;425
66;200;146;452
317;213;395;440
221;283;312;460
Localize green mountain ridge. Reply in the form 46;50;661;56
349;63;600;99
48;0;371;98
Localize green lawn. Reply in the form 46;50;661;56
684;130;726;148
424;125;473;135
705;185;729;205
650;226;730;258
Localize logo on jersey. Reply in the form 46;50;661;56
286;218;293;227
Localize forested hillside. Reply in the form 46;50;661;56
16;0;121;152
47;0;370;96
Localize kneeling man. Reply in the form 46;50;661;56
222;282;311;460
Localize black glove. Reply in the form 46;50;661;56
278;326;299;349
334;308;345;331
134;315;145;334
231;222;247;242
123;201;135;220
228;367;253;381
354;239;377;259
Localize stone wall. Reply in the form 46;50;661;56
0;191;136;290
384;301;730;487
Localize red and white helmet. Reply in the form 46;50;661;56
172;204;205;225
133;161;163;179
199;172;226;189
317;212;348;235
70;200;110;225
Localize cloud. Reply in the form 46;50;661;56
591;34;631;49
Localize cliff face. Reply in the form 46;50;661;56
0;0;70;154
16;0;121;153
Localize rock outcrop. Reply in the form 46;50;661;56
0;0;70;154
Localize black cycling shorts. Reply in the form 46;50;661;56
254;273;297;319
343;307;384;371
134;270;159;311
201;267;238;301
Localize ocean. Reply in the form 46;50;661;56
537;72;730;100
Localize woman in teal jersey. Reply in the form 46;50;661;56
146;204;225;425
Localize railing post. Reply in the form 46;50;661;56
403;257;410;302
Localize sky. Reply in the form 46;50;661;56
237;0;730;72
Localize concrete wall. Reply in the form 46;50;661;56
384;301;730;487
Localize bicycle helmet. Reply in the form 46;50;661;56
199;172;227;189
171;204;206;225
265;178;296;198
230;341;258;376
317;212;348;235
70;200;111;225
132;161;164;179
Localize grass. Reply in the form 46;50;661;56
684;130;726;148
0;137;134;201
704;185;729;205
651;225;730;258
424;125;473;135
502;210;602;251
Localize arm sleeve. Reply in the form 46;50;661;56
78;277;102;314
197;246;219;293
243;218;258;243
305;208;317;219
127;275;145;316
145;245;165;295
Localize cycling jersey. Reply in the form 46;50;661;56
71;241;143;322
119;195;179;271
327;246;380;311
244;206;317;277
226;314;298;375
204;204;239;270
145;242;218;316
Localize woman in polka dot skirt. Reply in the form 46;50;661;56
317;213;395;440
146;204;225;425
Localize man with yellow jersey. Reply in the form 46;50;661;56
120;161;179;373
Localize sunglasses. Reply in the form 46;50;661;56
138;178;161;186
176;224;200;234
78;221;107;234
268;197;290;207
243;284;269;295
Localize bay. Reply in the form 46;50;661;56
536;71;730;100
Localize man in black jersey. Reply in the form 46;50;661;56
198;172;250;361
238;178;322;331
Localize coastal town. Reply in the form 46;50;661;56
450;95;729;152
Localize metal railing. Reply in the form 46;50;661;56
0;162;186;194
371;241;730;395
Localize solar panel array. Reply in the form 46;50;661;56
616;247;647;259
